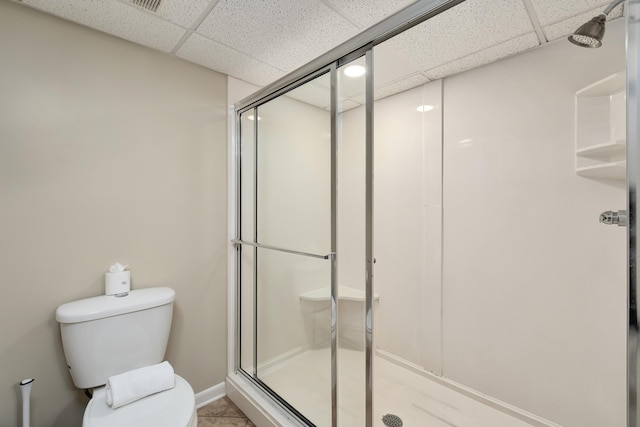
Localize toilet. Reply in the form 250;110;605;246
55;287;197;427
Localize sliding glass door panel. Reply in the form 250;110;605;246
256;73;331;256
239;110;256;374
256;248;332;426
239;245;255;374
238;71;335;426
240;111;256;243
336;55;368;427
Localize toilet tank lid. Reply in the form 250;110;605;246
56;287;175;324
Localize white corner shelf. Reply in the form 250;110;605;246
575;72;626;180
576;162;626;180
575;139;626;159
576;72;625;97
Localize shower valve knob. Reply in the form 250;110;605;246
599;210;627;226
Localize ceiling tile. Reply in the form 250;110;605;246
543;6;624;42
529;0;619;26
382;0;535;72
321;0;417;28
424;32;539;80
155;0;213;28
176;33;286;86
195;0;360;72
21;0;185;52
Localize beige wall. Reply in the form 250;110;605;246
0;2;228;426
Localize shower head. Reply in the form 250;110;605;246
568;0;624;48
568;15;606;48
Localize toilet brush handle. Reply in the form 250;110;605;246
19;378;34;427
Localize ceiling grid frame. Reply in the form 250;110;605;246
169;0;222;54
521;0;550;43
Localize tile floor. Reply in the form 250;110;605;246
198;397;255;426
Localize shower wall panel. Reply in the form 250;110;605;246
442;20;626;427
373;81;443;373
338;80;444;373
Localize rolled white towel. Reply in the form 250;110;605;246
105;361;175;409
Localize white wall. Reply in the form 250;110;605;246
441;21;626;427
0;2;228;426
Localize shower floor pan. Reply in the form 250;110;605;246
259;348;557;427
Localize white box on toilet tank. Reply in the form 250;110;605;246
105;271;131;295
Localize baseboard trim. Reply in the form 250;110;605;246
195;382;226;409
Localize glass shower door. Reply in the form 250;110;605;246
237;71;334;426
236;52;376;425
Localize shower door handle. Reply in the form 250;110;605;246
599;210;627;226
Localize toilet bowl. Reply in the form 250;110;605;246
83;375;196;427
56;287;196;426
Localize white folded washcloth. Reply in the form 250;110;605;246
105;361;175;409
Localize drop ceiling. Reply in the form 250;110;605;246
15;0;624;107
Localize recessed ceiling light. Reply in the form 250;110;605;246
416;105;434;112
343;65;366;78
247;115;261;121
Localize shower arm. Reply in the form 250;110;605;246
602;0;625;17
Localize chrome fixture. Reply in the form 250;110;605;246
568;0;625;48
599;210;628;226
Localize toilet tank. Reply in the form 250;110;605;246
56;287;175;389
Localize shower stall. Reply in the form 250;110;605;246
228;0;640;426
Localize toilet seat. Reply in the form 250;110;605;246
83;374;196;427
